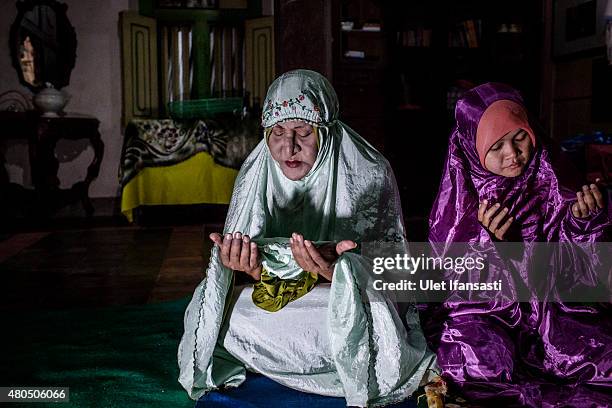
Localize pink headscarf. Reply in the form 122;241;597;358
475;100;536;168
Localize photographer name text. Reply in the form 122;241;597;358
372;279;503;292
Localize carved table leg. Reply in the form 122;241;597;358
80;128;104;216
26;118;104;217
31;121;62;215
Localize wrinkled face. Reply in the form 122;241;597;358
267;120;318;180
484;129;533;177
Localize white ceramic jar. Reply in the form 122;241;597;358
33;83;69;117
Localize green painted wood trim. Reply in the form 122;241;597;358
192;20;211;98
139;0;251;22
152;9;220;21
247;0;262;18
139;0;154;17
137;0;259;102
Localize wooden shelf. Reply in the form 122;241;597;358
341;28;383;34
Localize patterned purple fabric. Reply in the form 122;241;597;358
426;83;612;407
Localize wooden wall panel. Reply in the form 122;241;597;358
120;11;159;126
245;17;275;106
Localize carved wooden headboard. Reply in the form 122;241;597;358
119;9;274;126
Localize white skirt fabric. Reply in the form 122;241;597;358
179;252;438;407
220;284;344;397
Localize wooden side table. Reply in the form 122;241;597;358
0;111;104;216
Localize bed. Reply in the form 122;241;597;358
120;113;260;222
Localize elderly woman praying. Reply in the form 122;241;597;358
178;69;438;407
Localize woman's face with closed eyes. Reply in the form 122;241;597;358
267;120;318;180
484;128;533;177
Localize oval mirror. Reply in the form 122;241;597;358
9;0;77;91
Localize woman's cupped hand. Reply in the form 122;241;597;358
210;232;357;282
290;233;356;281
478;199;514;241
209;232;262;280
572;179;606;219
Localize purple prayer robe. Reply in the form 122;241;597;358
427;83;612;407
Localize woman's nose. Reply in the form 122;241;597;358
289;133;301;155
291;143;301;155
503;144;519;159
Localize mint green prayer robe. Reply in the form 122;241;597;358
178;69;437;407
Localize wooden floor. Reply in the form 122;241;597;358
0;223;223;311
0;201;430;313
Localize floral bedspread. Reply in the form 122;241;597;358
119;113;261;186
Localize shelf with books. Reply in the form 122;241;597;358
328;0;542;217
389;0;541;116
340;56;381;64
342;28;384;34
447;19;482;48
397;27;433;48
339;26;385;62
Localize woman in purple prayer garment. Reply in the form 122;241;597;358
426;82;612;407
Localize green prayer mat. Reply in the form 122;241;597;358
0;299;193;408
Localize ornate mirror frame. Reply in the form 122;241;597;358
9;0;77;91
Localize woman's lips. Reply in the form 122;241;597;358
285;160;301;168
